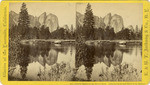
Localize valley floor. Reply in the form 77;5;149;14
20;39;142;45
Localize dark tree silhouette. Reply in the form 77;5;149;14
18;3;30;39
94;27;104;40
83;3;95;40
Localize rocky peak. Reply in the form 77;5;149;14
99;17;105;28
76;12;105;29
76;12;124;33
103;13;111;26
9;11;19;28
76;12;84;27
127;25;134;32
38;12;47;26
45;13;59;32
110;14;124;33
63;25;69;30
10;11;18;16
99;17;103;21
9;11;59;32
94;15;100;28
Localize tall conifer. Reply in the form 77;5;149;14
83;3;95;40
18;3;30;38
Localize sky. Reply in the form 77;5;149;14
10;3;143;29
9;3;76;28
77;3;143;29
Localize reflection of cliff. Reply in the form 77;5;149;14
110;50;123;66
75;42;123;80
28;43;69;66
94;42;116;67
94;42;123;67
16;43;69;80
38;49;58;66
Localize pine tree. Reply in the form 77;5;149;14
18;3;30;39
140;25;143;40
70;24;74;39
83;3;95;40
135;25;139;33
71;24;74;32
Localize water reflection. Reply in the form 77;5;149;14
8;42;142;81
75;42;124;80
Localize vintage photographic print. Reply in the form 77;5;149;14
8;2;143;81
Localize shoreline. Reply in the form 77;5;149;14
20;39;142;45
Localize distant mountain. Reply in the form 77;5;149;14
38;12;46;26
103;13;111;26
63;25;69;31
110;14;124;33
76;12;105;29
127;25;134;32
9;11;19;28
29;15;41;28
76;12;124;33
9;11;59;32
99;17;106;29
76;12;84;27
43;13;59;32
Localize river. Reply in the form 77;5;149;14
8;42;142;81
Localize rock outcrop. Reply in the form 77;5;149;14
103;13;111;26
99;17;105;29
44;13;59;32
76;12;84;27
110;14;124;33
63;25;69;31
9;11;19;28
29;15;41;28
76;12;124;33
9;11;59;32
127;25;134;32
38;12;46;26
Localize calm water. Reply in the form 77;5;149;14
8;42;142;81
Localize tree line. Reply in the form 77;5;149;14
76;3;142;42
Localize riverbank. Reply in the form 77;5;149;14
20;39;75;45
20;39;142;45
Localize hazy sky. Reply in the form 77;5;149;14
10;3;143;29
77;3;143;28
9;3;76;28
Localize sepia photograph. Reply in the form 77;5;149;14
9;2;142;81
